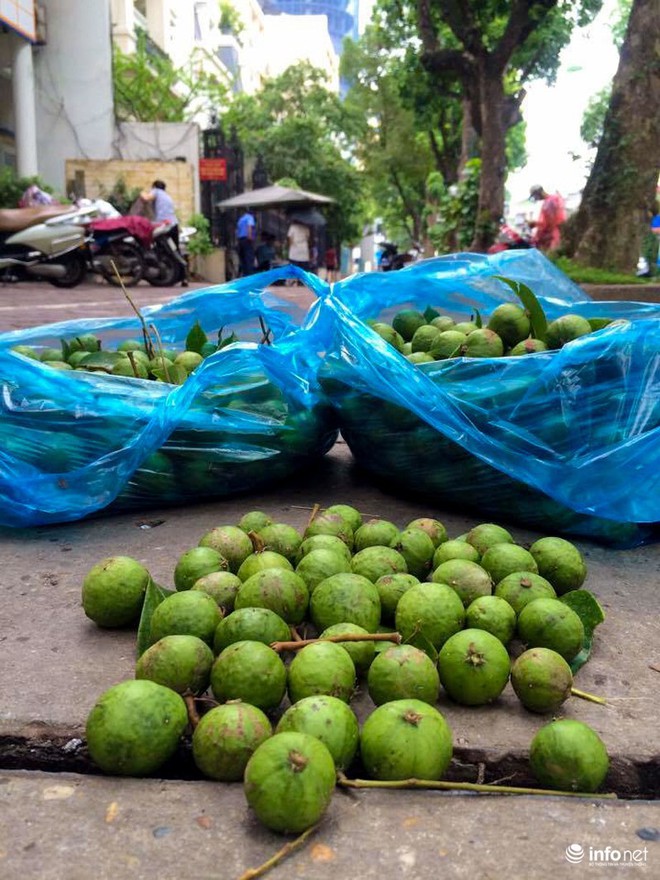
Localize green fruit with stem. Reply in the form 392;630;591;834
431;559;492;607
324;503;363;533
517;598;585;662
211;640;286;711
295;548;352;593
311;573;381;633
244;732;336;833
276;695;359;770
192;701;272;782
213;607;290;654
351;545;408;582
135;634;214;695
479;543;538;585
511;647;573;713
238;511;273;533
528;536;587;595
438;628;511;706
395;582;465;651
367;644;440;706
465;595;516;645
319;623;376;675
191;571;242;612
149;590;222;646
287;641;356;704
390;528;435;579
494;571;556;614
257;523;302;562
375;573;419;623
174;546;229;591
433;540;480;566
198;525;254;573
237;550;293;581
234;567;309;625
360;699;453;781
466;523;514;555
353;519;400;551
487;303;531;348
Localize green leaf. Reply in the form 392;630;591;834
77;351;125;372
152;363;188;385
136;580;174;659
60;339;71;361
493;275;548;341
185;320;209;354
560;590;606;673
473;308;482;329
218;330;239;350
423;305;440;322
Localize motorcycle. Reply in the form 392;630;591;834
0;204;89;287
487;222;534;254
141;221;190;287
378;241;422;271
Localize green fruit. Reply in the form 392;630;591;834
238;511;273;533
517;598;585;662
198;525;254;573
351;545;408;582
310;573;381;633
191;571;242;612
406;517;448;548
276;695;359;770
371;322;405;352
287;640;356;704
545;314;592;349
438;629;511;706
192;702;272;781
135;634;214;694
244;732;336;833
257;523;302;562
111;358;148;379
319;623;376;675
295;548;352;593
433;540;480;566
174;546;229;591
353;519;400;551
479;543;538;585
116;339;145;352
389;528;435;579
360;699;453;781
465;595;516;645
213;607;290;654
487;303;531;348
46;360;73;371
303;512;354;548
453;321;477;334
430;315;455;331
323;503;363;534
466;523;514;556
432;559;492;607
235;568;309;625
296;534;352;564
81;556;151;628
528;537;587;595
367;644;440;706
407;351;434;364
175;351;204;372
237;550;293;581
494;571;556;614
68;333;102;353
530;719;609;792
40;347;65;362
68;350;94;368
395;582;465;650
410;325;441;352
430;330;466;360
462;328;504;358
85;680;188;776
211;640;287;711
149;590;222;646
511;647;573;713
375;573;420;623
11;344;40;359
392;309;428;341
509;338;548;356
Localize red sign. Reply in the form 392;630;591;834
199;158;227;181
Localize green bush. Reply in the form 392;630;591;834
185;213;215;257
0;168;53;208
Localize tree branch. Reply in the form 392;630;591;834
492;0;558;72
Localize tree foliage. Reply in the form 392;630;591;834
113;32;228;122
222;64;366;244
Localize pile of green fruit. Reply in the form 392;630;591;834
370;302;615;364
82;505;609;835
11;321;241;385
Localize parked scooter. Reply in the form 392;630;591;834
141;221;190;287
0;205;89;287
487;221;534;254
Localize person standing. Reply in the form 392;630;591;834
140;180;180;246
286;220;311;271
528;185;567;252
236;208;256;276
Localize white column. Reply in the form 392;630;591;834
12;36;39;178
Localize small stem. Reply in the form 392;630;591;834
184;694;201;729
649;664;660;674
272;632;402;653
289;626;303;643
571;687;607;705
336;773;616;800
258;316;273;346
126;350;140;378
149;322;171;383
305;503;320;530
236;821;321;880
110;259;155;358
248;530;265;553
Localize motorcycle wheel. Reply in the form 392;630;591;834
146;248;182;287
102;241;144;287
48;253;87;288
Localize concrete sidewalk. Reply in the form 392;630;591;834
0;442;659;879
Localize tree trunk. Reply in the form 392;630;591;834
471;64;507;251
566;0;660;271
458;98;479;175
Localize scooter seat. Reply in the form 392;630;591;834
0;205;72;233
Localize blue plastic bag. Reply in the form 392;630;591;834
0;266;336;527
314;251;660;546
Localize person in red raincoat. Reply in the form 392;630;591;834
529;185;567;252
